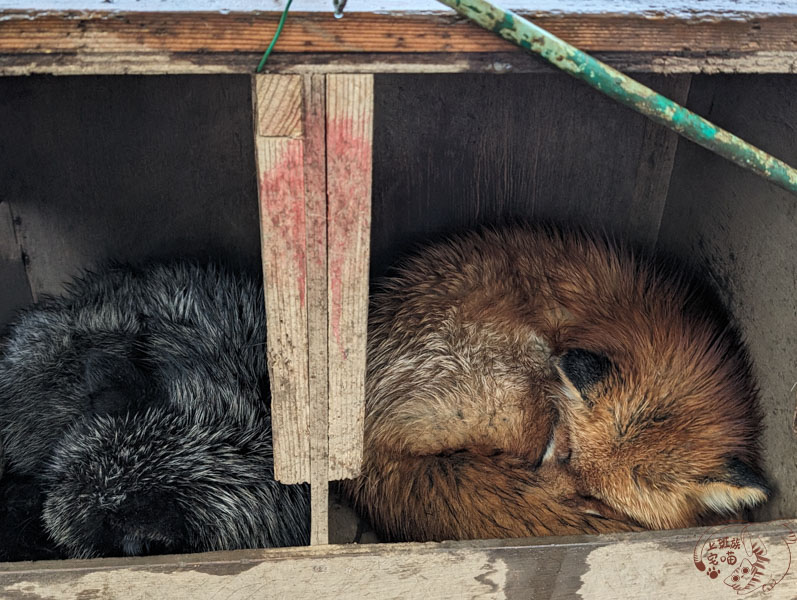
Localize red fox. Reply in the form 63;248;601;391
345;226;769;542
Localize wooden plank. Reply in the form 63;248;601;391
657;74;797;524
3;51;796;76
0;75;261;299
0;521;795;599
325;74;372;480
1;11;795;59
370;73;683;278
0;202;33;326
255;75;303;138
302;73;329;545
627;74;693;248
253;76;311;484
0;0;788;16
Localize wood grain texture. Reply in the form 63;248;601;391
256;75;303;138
302;73;329;544
0;521;795;599
0;202;33;326
326;74;372;480
0;11;795;58
657;74;797;524
0;0;791;16
627;74;693;247
253;133;311;485
370;73;687;278
0;75;261;299
3;51;796;76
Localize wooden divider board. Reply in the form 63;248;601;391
254;73;373;543
326;74;373;480
253;75;312;486
303;73;331;545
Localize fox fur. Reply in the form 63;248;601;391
346;225;768;542
0;263;309;559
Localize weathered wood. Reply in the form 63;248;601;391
0;75;261;299
326;74;372;480
255;75;303;138
0;202;33;325
370;73;692;277
0;10;795;61
253;77;311;484
0;0;788;15
0;521;794;599
303;73;330;545
2;51;797;76
658;74;797;524
627;74;693;247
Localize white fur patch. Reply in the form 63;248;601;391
699;484;768;514
541;431;557;463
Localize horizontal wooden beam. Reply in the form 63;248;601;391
2;50;796;76
0;0;787;15
0;520;794;599
0;10;794;71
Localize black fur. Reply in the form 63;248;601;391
558;349;612;399
0;472;65;562
0;263;309;559
716;458;771;497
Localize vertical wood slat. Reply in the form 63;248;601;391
303;73;330;545
255;75;304;138
254;74;374;535
0;201;34;325
253;75;311;485
326;74;374;480
628;75;692;248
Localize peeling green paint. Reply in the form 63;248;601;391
436;0;797;196
493;12;513;35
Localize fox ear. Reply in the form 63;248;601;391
556;349;613;403
698;458;770;514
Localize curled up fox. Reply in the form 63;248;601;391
345;225;769;542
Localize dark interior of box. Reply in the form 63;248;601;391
0;72;795;536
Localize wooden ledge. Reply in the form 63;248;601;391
1;1;796;74
0;520;795;599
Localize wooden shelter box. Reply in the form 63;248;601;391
0;0;796;597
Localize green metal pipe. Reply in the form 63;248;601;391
436;0;797;196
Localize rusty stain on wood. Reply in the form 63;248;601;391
303;73;330;545
255;75;303;138
253;78;311;483
326;74;373;480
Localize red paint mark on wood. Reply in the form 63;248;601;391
325;74;372;479
259;140;307;309
327;116;372;356
256;136;311;483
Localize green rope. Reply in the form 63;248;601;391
256;0;294;73
436;0;797;196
